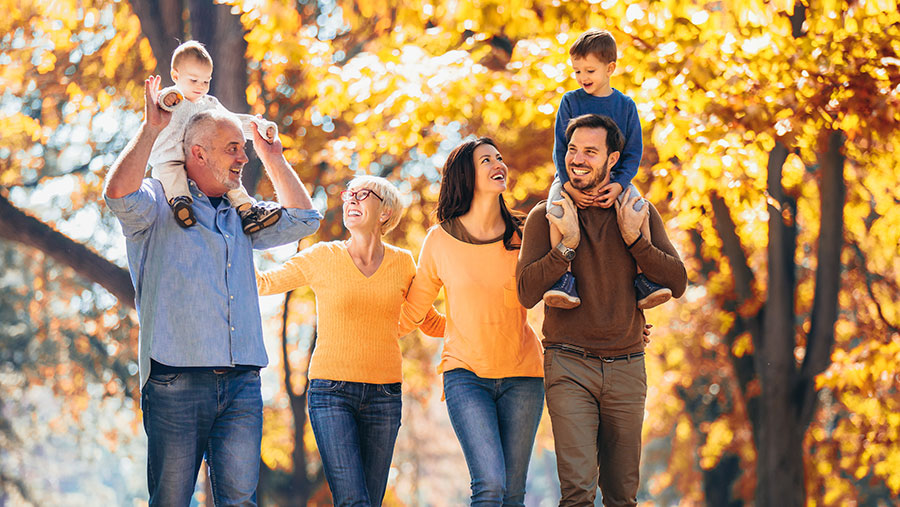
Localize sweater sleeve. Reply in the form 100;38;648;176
398;230;445;336
628;203;687;297
611;97;642;190
516;202;572;309
256;246;314;296
418;308;446;337
553;94;574;185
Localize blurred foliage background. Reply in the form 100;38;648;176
0;0;898;505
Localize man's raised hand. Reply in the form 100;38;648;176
144;75;172;133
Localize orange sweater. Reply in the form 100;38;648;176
257;241;445;384
400;223;544;379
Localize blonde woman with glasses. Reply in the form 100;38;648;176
257;175;444;506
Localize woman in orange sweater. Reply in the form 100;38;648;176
399;138;545;506
257;175;444;506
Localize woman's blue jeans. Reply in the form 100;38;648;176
307;379;402;506
443;368;545;507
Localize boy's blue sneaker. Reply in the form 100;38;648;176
635;273;671;309
543;272;581;309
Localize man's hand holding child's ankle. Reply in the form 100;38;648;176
547;192;581;249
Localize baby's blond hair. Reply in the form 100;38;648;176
171;40;213;71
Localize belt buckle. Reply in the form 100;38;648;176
601;355;616;363
213;368;229;374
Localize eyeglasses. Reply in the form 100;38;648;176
340;188;383;202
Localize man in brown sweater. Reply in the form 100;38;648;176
517;113;687;506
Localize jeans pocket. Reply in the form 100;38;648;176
379;382;402;397
147;372;181;386
309;379;344;391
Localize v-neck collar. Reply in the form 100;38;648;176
341;241;386;279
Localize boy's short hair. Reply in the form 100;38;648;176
346;175;405;235
569;29;617;64
171;41;213;71
565;114;624;155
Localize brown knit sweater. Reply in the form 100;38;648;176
516;201;687;357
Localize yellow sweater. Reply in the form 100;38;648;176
400;224;544;379
257;241;445;384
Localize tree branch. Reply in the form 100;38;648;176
711;193;756;304
802;130;845;379
762;141;794;363
0;193;135;308
848;242;900;335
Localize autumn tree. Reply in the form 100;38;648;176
2;0;899;504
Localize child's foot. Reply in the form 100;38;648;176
240;202;282;234
635;273;672;309
543;272;581;309
169;196;196;228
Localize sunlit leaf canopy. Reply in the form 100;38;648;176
1;0;898;503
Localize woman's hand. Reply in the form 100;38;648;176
643;323;652;345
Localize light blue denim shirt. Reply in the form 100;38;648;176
105;178;322;388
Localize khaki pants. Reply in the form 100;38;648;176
544;348;647;507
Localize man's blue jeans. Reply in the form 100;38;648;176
307;379;402;506
443;368;544;507
141;369;263;506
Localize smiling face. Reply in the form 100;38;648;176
572;54;615;97
564;126;618;192
472;143;508;196
342;186;387;235
171;58;212;102
186;118;248;197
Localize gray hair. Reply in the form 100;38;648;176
347;175;405;235
183;110;242;158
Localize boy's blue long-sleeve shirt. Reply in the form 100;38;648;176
553;88;643;189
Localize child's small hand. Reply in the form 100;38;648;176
251;117;283;160
595;182;623;208
562;181;595;209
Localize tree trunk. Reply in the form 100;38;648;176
129;0;185;81
0;193;135;308
278;291;325;505
755;141;805;506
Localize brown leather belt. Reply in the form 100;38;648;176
545;343;644;363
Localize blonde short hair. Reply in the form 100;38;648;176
171;40;213;71
346;175;404;235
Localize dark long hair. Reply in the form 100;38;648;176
436;137;522;250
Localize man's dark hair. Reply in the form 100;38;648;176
565;114;624;156
569;29;617;64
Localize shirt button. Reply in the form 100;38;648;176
230;295;234;300
231;327;235;331
224;234;229;238
227;263;231;268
